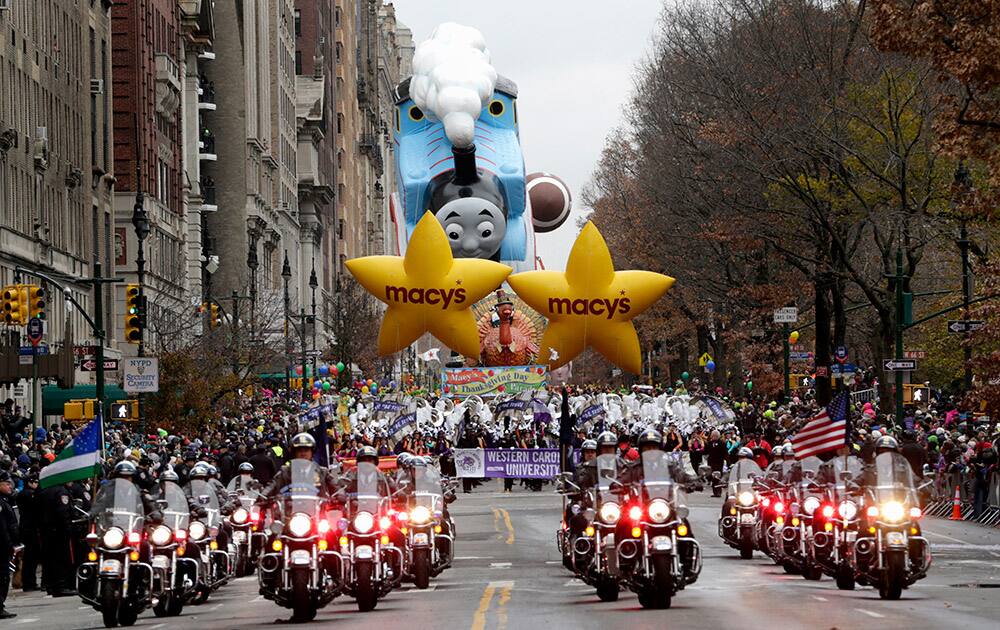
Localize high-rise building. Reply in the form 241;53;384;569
0;0;117;402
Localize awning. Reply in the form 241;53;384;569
42;384;128;416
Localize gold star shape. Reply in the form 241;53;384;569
346;212;512;357
508;222;674;374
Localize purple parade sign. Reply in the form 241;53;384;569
484;448;560;479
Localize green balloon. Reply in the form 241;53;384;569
322;381;331;391
681;371;689;380
746;381;753;391
336;361;346;373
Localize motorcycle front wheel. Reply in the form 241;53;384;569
291;569;315;622
639;555;673;609
355;562;377;612
117;600;139;627
413;548;431;589
595;578;619;602
153;592;171;617
101;581;120;628
879;551;905;600
740;534;754;560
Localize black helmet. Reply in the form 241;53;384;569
875;436;899;452
638;429;663;448
238;462;254;474
737;447;753;459
113;461;137;478
357;445;378;463
160;469;179;483
596;431;618;449
581;439;597;452
291;433;316;450
189;462;211;479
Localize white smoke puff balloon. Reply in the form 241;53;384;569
411;22;497;148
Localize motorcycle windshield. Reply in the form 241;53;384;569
727;460;763;497
641;450;685;508
227;475;261;498
157;481;190;532
596;453;619;505
831;456;863;495
873;452;916;504
356;462;382;515
188;480;221;528
283;459;324;517
413;465;442;511
93;479;144;534
799;456;822;479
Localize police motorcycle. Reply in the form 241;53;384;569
226;464;265;576
719;450;763;559
761;455;799;571
621;450;702;609
149;472;197;617
555;441;596;574
780;456;825;580
812;455;864;590
579;453;626;602
77;469;154;628
185;476;231;602
257;459;344;622
401;461;455;588
853;445;931;599
342;460;403;611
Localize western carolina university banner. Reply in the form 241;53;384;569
442;365;547;397
454;448;561;479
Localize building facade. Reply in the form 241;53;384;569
0;0;117;405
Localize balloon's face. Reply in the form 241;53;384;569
435;197;506;259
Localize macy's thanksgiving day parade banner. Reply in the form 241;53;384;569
442;366;547;398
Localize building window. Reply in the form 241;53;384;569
294;10;301;37
337;113;343;134
295;51;302;75
336;42;342;63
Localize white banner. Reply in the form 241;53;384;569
454;448;485;478
123;357;159;393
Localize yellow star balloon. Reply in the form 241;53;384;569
346;212;512;358
508;222;674;374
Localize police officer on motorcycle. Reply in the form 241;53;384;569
721;447;754;517
259;434;340;501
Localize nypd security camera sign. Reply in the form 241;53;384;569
123;357;159;393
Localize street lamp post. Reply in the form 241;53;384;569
131;192;150;431
247;235;259;340
282;251;292;393
953;163;974;391
309;260;318;376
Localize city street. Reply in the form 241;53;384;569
9;485;1000;630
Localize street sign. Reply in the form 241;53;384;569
834;346;848;363
883;359;916;372
123;357;159;393
698;352;713;367
903;349;927;360
815;366;829;377
26;317;43;345
789;351;812;361
831;363;856;375
18;346;49;356
80;358;119;372
18;355;32;365
773;307;798;323
73;345;98;357
947;320;984;334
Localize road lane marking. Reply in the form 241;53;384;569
455;556;495;560
930;543;1000;551
149;624;166;629
501;508;515;545
492;508;503;542
15;619;38;624
497;581;513;629
856;609;885;619
471;583;497;630
922;530;970;545
812;595;828;602
490;562;512;568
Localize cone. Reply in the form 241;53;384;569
949;485;962;520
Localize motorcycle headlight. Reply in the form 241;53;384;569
838;501;857;520
354;511;374;534
102;527;125;549
599;502;621;524
881;501;905;522
803;497;820;515
189;521;207;541
150;525;172;546
648;499;670;523
288;513;313;537
411;505;432;525
232;507;249;524
737;491;755;507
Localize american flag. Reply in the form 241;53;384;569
791;392;850;459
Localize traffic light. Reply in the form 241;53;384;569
125;284;142;343
64;398;97;421
112;400;140;420
209;302;220;328
2;284;28;326
27;285;45;320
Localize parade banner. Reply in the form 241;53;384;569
373;400;404;413
442;365;547;397
454;448;561;479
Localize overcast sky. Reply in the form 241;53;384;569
390;0;663;270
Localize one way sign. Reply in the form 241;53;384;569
883;359;917;372
947;320;984;334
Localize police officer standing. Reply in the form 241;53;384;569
38;481;76;597
0;471;21;619
14;474;40;592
